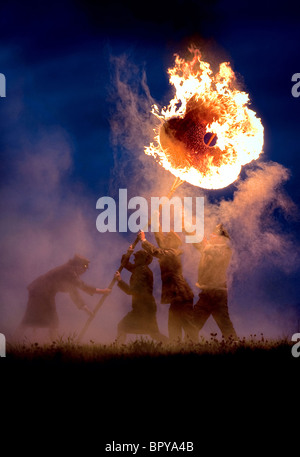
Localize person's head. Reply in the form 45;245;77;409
160;231;182;249
212;223;230;239
133;250;153;267
69;254;90;275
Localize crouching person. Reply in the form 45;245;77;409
17;254;111;341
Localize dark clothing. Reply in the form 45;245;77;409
117;258;165;341
142;233;197;341
142;235;194;304
194;290;237;339
21;262;97;328
168;304;196;341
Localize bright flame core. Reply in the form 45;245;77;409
145;49;264;189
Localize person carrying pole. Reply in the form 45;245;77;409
17;254;111;341
114;247;168;344
138;223;197;343
192;224;238;341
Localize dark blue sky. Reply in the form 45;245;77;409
1;0;300;199
1;0;300;339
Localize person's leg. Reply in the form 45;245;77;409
116;320;127;344
211;291;237;340
168;307;183;342
144;312;168;344
181;303;199;342
193;292;212;334
116;311;141;344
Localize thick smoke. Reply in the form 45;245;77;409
197;162;300;338
108;54;179;201
2;53;299;346
108;54;300;339
108;54;157;196
0;127;134;344
217;162;298;273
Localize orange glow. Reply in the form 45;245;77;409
145;48;264;189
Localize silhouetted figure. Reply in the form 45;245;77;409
17;254;111;340
114;248;168;344
138;229;197;342
193;224;237;340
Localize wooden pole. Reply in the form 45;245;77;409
77;175;185;342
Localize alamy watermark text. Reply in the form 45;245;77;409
0;333;6;357
291;333;300;357
291;73;300;98
96;189;204;243
0;73;6;97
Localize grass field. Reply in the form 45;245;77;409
6;333;296;365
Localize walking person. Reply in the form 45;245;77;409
193;224;238;341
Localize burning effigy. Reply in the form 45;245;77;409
145;48;264;189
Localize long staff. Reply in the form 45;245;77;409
77;176;184;341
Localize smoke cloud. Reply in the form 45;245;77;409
108;54;158;196
201;162;300;338
2;52;299;346
0;125;135;344
108;53;300;339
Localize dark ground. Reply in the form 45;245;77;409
2;339;298;455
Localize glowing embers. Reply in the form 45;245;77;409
145;48;264;189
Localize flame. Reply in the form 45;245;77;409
145;48;264;189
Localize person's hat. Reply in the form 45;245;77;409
69;254;90;267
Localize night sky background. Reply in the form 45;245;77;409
1;0;300;343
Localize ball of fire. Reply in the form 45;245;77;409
145;48;264;189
